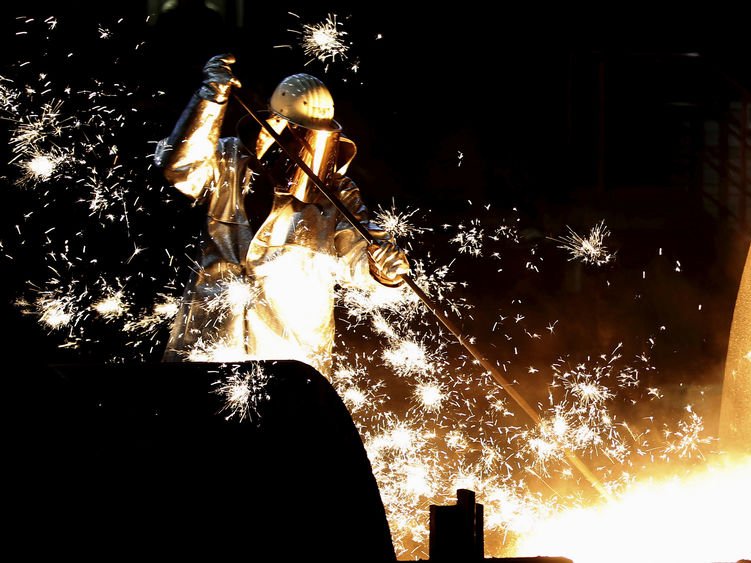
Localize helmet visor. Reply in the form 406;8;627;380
256;118;341;202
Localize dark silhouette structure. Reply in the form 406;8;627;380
430;489;484;561
9;361;395;561
427;490;573;563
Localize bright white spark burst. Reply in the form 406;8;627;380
9;99;68;153
18;151;62;185
382;338;435;377
36;292;75;329
25;154;57;179
187;337;252;363
296;13;349;65
552;220;614;266
213;364;270;422
207;275;257;315
414;381;446;412
373;204;428;239
93;291;127;319
153;298;179;318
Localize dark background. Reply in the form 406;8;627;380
1;1;749;403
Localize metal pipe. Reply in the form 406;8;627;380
232;92;612;501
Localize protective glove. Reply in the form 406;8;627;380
368;230;410;287
198;53;242;104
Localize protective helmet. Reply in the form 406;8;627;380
269;73;339;131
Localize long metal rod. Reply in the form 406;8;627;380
233;93;611;500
